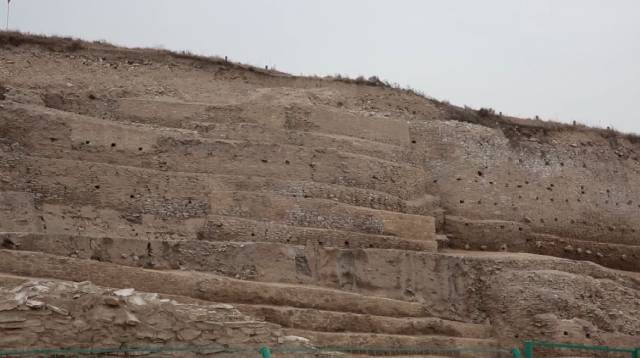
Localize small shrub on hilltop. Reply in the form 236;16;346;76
478;107;496;117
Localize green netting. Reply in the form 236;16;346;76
0;345;253;357
0;345;512;357
279;346;509;354
3;342;636;358
524;341;640;358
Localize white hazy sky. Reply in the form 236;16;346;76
5;0;640;133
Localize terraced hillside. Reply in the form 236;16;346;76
0;33;639;355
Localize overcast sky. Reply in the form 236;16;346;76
5;0;640;133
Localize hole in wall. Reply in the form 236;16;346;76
94;185;100;189
477;171;483;177
85;140;91;144
138;147;143;151
111;143;116;147
49;137;58;142
411;140;416;144
344;241;350;247
285;160;290;165
1;238;16;249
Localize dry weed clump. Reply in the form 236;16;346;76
0;31;85;52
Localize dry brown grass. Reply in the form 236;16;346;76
0;31;87;52
0;31;287;78
442;104;640;145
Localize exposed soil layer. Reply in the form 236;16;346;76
1;32;639;355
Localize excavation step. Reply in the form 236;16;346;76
0;249;430;318
7;154;436;215
117;97;413;146
116;98;408;163
199;215;436;250
281;330;500;358
235;305;493;339
3;189;437;242
0;274;287;355
0;232;436;288
1;102;427;199
0;209;435;253
206;191;436;241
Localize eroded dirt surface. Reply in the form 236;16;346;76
0;32;639;356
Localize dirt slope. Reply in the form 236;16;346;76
0;32;639;355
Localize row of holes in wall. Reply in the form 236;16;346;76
461;220;637;233
444;174;634;203
444;172;640;211
75;139;302;164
